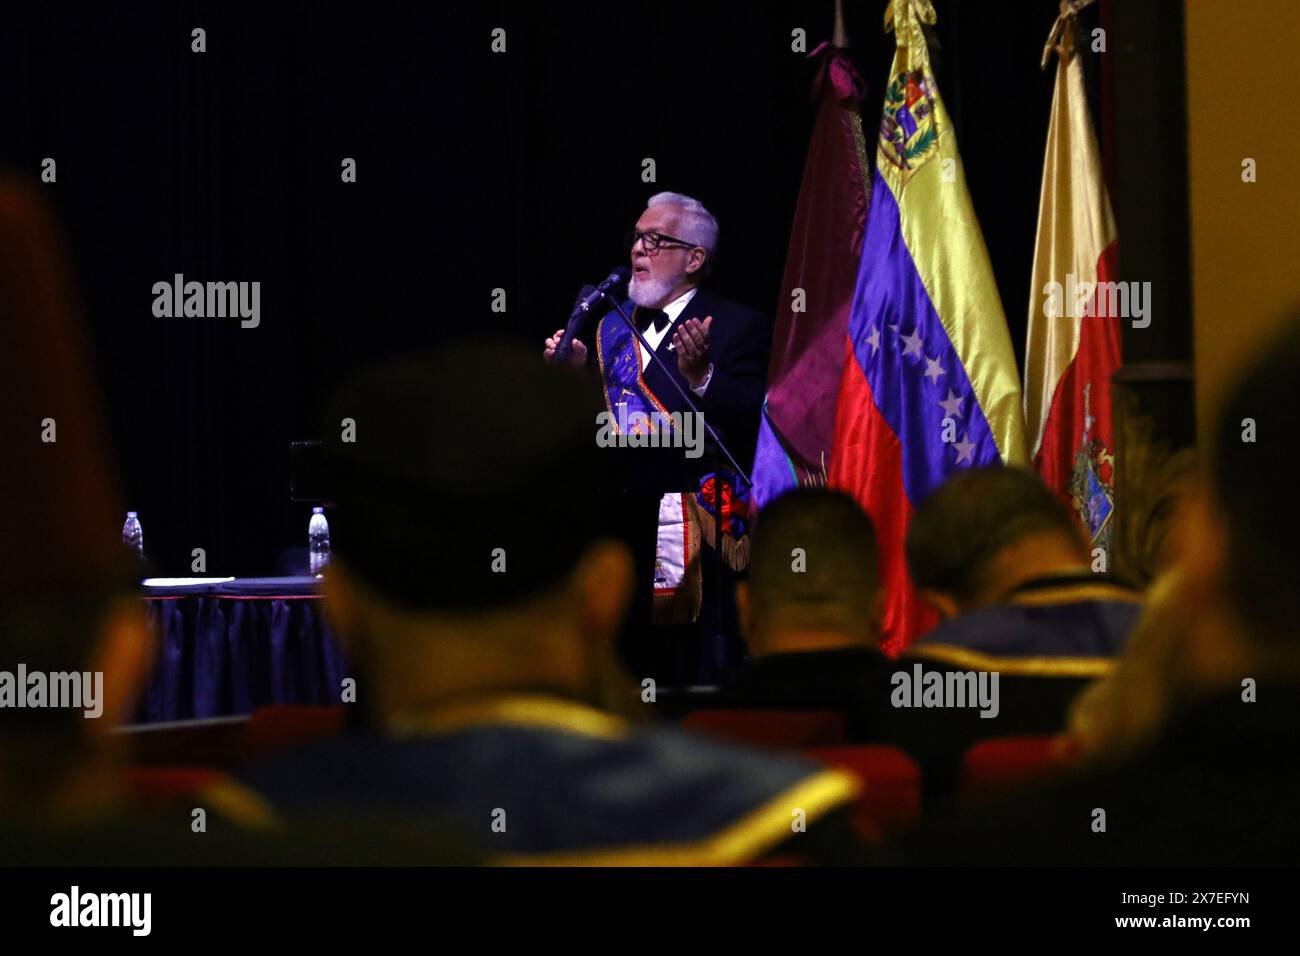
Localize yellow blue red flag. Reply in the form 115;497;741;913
829;0;1029;654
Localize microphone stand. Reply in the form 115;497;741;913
590;290;754;686
605;291;754;686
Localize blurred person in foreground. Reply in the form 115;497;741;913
0;175;475;865
890;313;1300;863
1062;453;1201;760
880;466;1143;803
1065;566;1193;762
714;488;892;739
0;174;153;846
241;344;865;865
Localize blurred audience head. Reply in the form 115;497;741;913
0;174;151;819
1073;310;1300;745
906;466;1089;619
1177;311;1300;684
321;343;633;721
737;488;882;654
1068;565;1194;759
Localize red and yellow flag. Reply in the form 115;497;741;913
1024;8;1121;555
830;0;1028;654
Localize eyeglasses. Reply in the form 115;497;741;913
626;230;699;255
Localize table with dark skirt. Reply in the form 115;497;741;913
135;576;347;723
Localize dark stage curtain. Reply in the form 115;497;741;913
0;1;1107;578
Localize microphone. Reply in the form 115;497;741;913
555;266;630;362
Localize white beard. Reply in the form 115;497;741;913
628;271;684;308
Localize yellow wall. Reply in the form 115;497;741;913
1185;0;1300;444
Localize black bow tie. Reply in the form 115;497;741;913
637;308;670;334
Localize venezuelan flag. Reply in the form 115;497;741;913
829;0;1029;655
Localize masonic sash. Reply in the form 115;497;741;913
596;305;752;625
596;306;702;625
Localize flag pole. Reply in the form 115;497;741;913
833;0;848;48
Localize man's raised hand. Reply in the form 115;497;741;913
673;316;712;387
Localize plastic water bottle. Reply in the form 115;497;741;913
122;511;144;558
308;506;330;577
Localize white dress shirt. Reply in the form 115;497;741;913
638;287;713;394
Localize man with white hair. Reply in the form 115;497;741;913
544;192;771;685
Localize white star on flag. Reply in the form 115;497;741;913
901;329;924;358
953;433;976;464
938;388;963;418
924;355;945;384
867;326;881;353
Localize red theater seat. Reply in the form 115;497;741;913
807;745;922;837
117;715;248;768
680;709;848;749
125;766;225;809
958;734;1081;802
243;704;348;764
119;706;349;770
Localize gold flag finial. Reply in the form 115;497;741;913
1041;0;1097;70
884;0;937;48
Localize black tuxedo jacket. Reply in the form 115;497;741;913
614;285;770;478
589;286;768;684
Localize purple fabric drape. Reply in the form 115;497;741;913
753;44;871;510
